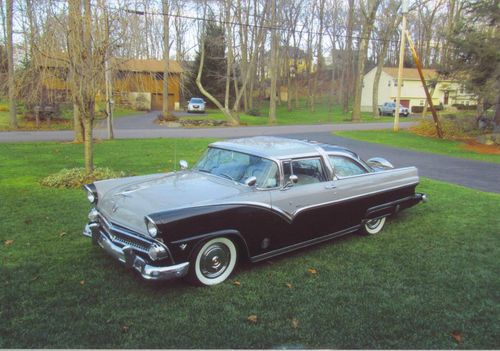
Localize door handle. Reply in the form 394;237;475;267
324;183;336;189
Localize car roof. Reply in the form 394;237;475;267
210;136;359;160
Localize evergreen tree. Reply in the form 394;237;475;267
446;0;500;126
188;19;227;101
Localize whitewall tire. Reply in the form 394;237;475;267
363;217;386;235
189;237;237;286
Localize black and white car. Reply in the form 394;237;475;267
83;137;426;286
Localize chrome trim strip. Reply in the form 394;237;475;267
291;182;419;219
96;231;189;280
251;225;361;262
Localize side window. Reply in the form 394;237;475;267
283;158;326;185
329;156;367;178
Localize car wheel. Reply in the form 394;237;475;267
362;217;386;235
188;237;237;286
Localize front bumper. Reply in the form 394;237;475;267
83;223;189;281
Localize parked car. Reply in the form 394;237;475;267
82;137;426;286
379;102;410;117
186;97;206;113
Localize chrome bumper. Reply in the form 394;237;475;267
83;223;189;281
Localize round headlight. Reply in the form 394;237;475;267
147;221;158;237
87;191;96;203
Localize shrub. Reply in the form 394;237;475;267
410;113;482;139
40;167;128;188
246;108;261;116
411;106;424;113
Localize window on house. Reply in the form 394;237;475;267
388;81;391;87
420;100;424;106
459;85;465;94
393;80;397;87
153;72;163;80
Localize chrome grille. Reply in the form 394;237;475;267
98;214;152;254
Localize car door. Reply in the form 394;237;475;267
270;157;338;246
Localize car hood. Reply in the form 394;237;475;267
96;171;245;235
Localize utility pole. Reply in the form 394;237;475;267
104;12;114;139
394;0;408;132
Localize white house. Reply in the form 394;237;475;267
361;67;476;112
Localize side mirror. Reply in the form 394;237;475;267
367;157;394;170
244;176;257;187
282;175;298;190
179;160;188;170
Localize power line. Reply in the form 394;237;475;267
103;4;402;45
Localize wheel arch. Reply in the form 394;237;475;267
186;229;250;263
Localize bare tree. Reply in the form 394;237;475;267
268;0;278;124
352;0;382;121
372;0;401;116
342;0;355;113
162;0;170;117
6;0;16;128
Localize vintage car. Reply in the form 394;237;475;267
82;137;426;286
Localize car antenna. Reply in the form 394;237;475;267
174;140;177;172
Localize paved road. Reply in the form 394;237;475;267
0;121;416;142
0;115;498;193
281;132;500;194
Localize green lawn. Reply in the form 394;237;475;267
1;139;498;348
0;101;139;131
190;100;393;125
336;130;500;163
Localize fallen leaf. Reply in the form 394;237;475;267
286;283;293;289
451;330;462;344
122;325;129;333
247;315;258;324
80;280;85;285
233;280;241;286
4;240;14;246
59;232;67;238
307;268;318;275
291;318;299;329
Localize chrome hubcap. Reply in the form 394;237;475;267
200;243;230;279
366;218;381;230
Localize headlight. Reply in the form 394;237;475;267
148;243;168;261
87;191;96;203
145;217;158;237
84;184;98;204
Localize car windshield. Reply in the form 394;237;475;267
195;147;280;188
190;98;204;104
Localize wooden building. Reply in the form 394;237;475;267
39;57;184;111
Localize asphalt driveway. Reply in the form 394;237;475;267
0;117;498;193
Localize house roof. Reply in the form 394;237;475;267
382;67;437;80
112;58;183;73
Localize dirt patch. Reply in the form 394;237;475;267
460;139;500;155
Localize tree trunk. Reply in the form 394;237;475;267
162;0;170;117
6;0;17;129
196;2;238;126
311;0;325;113
494;92;500;130
342;0;355;113
83;106;94;174
268;0;278;124
352;0;381;121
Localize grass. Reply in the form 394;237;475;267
0;100;139;131
336;129;500;164
1;139;499;349
182;98;394;126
